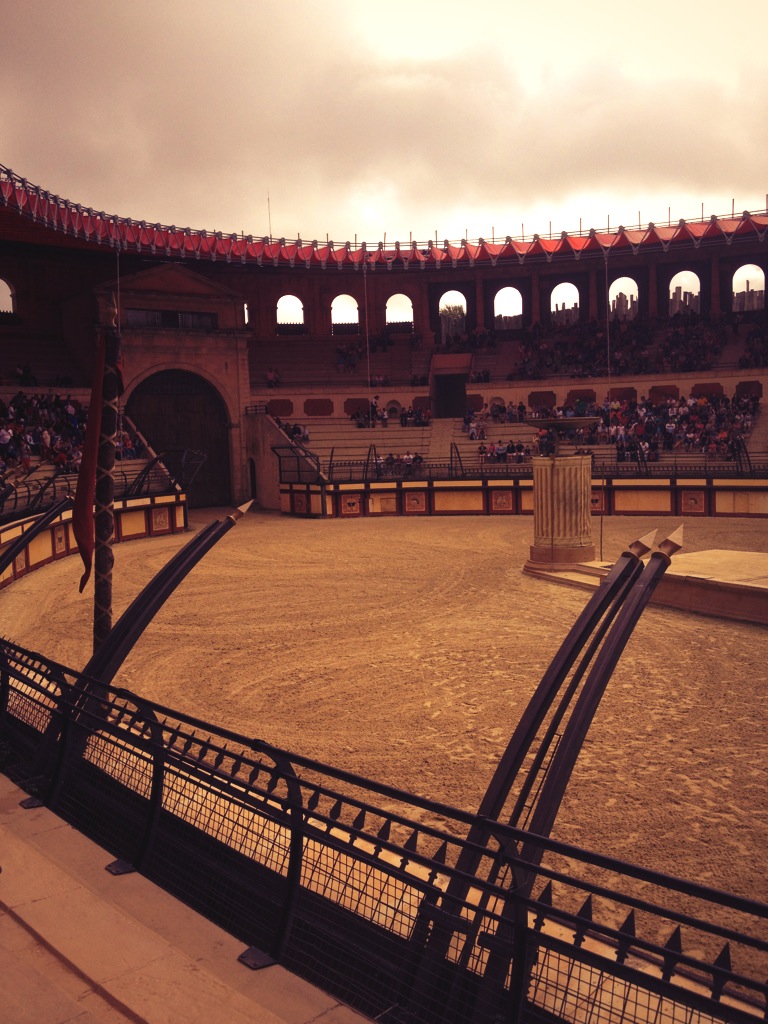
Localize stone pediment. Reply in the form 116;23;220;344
96;263;243;304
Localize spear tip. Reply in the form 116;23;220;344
629;529;657;557
658;524;684;558
227;500;254;523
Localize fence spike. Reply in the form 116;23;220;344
352;808;366;832
433;841;448;865
662;925;683;981
534;881;553;931
712;942;732;971
377;818;391;842
616;910;636;963
329;798;343;820
307;788;320;811
573;894;593;946
664;924;683;953
404;829;419;853
577;894;593;921
711;942;732;1001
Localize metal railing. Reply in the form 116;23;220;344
319;451;768;486
0;638;765;1024
0;460;176;523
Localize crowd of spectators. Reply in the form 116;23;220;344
463;401;527;437
478;440;532;464
351;399;431;429
738;319;768;369
513;311;768;381
530;390;759;461
459;388;760;466
0;390;144;491
275;418;310;445
0;391;87;480
373;450;425;478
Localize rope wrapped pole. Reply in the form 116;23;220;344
92;297;122;653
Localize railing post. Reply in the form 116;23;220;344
106;702;166;874
263;754;305;961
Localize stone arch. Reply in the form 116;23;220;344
438;289;467;345
385;293;414;328
732;263;765;312
550;282;580;325
609;276;639;320
331;294;359;335
125;369;232;508
493;285;523;329
669;270;701;316
276;293;305;334
0;277;14;314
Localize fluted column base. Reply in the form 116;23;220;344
527;454;595;565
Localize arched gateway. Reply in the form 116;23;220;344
126;370;231;507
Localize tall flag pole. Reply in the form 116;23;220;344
92;293;123;653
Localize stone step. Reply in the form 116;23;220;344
0;773;366;1024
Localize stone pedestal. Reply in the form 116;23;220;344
527;455;595;566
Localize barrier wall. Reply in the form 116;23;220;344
280;475;768;519
0;492;188;590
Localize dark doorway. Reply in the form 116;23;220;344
126;370;231;508
433;374;467;418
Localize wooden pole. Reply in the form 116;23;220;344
92;297;121;653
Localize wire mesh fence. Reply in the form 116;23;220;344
1;638;765;1024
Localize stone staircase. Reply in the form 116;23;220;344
745;407;767;450
287;417;433;471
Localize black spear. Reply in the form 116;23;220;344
81;502;252;689
403;530;658;996
0;496;74;578
517;525;684;880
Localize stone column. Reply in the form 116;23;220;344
709;254;720;318
588;267;599;320
528;454;595;565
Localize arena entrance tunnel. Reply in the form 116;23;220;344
126;370;231;508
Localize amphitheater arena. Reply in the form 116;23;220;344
1;508;766;913
0;170;767;940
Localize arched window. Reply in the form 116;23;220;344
276;294;305;335
385;293;414;331
732;264;765;312
331;294;359;336
438;289;466;346
609;277;639;320
494;286;523;329
0;278;14;315
550;282;579;325
669;271;700;316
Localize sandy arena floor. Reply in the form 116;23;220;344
1;511;766;907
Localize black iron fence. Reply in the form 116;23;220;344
0;638;765;1024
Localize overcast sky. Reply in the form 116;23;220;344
2;1;767;246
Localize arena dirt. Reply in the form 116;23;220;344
2;511;766;910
